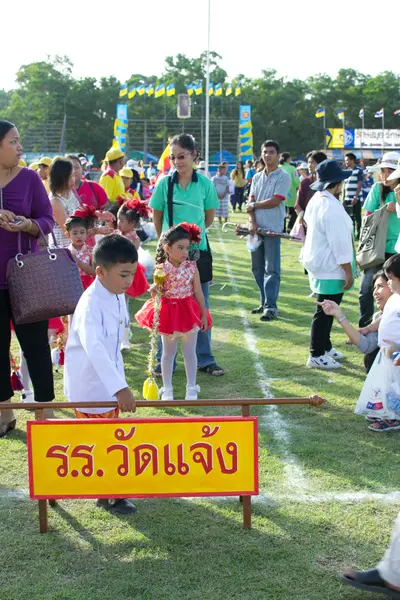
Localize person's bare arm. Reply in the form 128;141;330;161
193;269;208;331
352;180;363;205
152;209;163;238
205;209;215;228
341;263;354;290
317;300;361;345
246;195;285;211
50;197;68;230
75;259;96;276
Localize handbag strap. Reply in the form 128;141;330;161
166;175;211;252
167;176;174;227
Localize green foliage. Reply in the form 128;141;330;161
1;55;400;159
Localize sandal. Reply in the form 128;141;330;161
339;568;400;597
368;420;400;432
0;419;16;439
198;363;225;377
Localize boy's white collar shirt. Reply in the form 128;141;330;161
64;278;130;414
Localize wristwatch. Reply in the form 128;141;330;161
338;315;347;324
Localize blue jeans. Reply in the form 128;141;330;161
156;282;215;368
250;235;281;315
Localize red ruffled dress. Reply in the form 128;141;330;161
118;230;149;298
135;260;212;336
68;243;95;290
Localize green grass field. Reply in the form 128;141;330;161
1;215;400;600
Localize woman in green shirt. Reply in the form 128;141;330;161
359;154;400;327
150;134;224;377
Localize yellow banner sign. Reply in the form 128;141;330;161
27;418;258;499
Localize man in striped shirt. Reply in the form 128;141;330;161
344;152;364;240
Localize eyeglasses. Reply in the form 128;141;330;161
169;152;191;162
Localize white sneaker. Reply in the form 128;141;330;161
21;390;37;403
306;355;341;370
185;385;200;400
160;388;174;401
327;347;344;360
120;342;131;351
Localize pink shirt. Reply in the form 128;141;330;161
76;179;108;209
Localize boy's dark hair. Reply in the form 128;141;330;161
93;234;138;268
384;254;400;279
372;269;388;286
155;225;191;264
65;215;93;232
307;150;327;164
345;152;357;162
261;140;280;153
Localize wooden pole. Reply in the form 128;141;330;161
240;404;252;528
36;407;51;532
2;396;324;411
38;500;48;533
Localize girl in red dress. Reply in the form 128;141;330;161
117;199;152;349
65;205;96;290
135;223;211;400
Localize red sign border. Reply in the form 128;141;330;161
27;417;259;500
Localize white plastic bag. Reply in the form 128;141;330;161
138;246;155;280
141;220;157;241
246;234;263;252
355;351;400;420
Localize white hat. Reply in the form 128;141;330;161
198;161;206;169
297;162;308;170
369;151;400;171
126;159;144;175
387;161;400;181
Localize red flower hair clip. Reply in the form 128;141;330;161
179;222;202;244
72;204;97;219
124;199;151;218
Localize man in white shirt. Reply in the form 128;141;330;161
64;234;138;514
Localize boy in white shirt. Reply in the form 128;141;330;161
64;234;138;513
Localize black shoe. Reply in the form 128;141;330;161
96;498;137;514
260;310;277;322
198;363;225;376
251;306;264;314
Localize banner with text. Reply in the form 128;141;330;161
27;417;259;499
326;128;400;149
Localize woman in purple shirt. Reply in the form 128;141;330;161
0;121;55;437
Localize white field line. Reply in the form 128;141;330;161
216;232;308;492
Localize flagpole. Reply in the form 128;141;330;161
344;114;346;160
323;107;326;151
382;108;385;155
361;107;365;158
205;0;211;173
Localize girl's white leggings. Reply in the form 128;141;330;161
161;331;198;391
